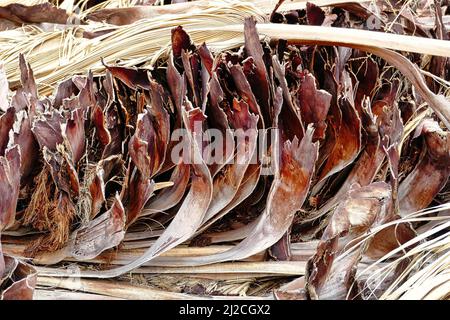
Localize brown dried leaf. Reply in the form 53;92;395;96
0;3;69;25
0;145;21;230
89;155;123;219
72;104;212;277
125;168;155;226
102;104;125;158
204;72;234;175
128;108;159;179
269;232;291;261
271;56;304;141
350;53;379;111
18;54;37;101
166;52;187;113
91;104;111;147
229;63;264;125
71;194;126;260
172;26;194;58
274;276;308;300
9;110;39;179
305;102;388;222
78;72;96;110
198;157;262;237
306;182;392;300
398;119;450;215
147;80;171;173
244;17;271;124
31;111;64;151
0;107;15;156
64;108;86;164
104;63;151;90
23;145;79;253
296;72;332;141
53;78;79;108
195;86;283;236
314;72;362;187
0;242;4;281
43;146;79;198
173;125;318;266
181;50;201;109
202;98;259;223
306;2;326;26
0;256;36;300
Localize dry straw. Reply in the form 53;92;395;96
4;0;447;96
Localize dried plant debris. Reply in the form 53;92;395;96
398;119;450;215
305;182;414;300
0;3;71;27
0;254;37;300
0;0;450;300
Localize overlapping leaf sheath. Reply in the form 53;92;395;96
0;3;70;27
0;70;36;300
0;254;37;300
306;182;414;300
195;126;317;264
141;125;318;268
0;2;449;300
0;145;20;231
75;104;214;277
0;149;21;289
399;119;450;216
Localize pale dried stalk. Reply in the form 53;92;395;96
134;261;306;275
37;275;272;300
1;240;317;265
36;261;307;276
37;275;269;300
82;0;371;21
33;289;125;300
215;23;450;58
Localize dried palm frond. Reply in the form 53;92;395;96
352;204;450;300
1;0;449;300
2;0;450;96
